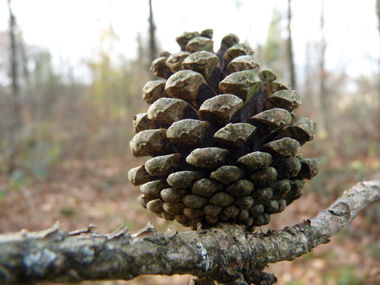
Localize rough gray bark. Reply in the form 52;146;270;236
0;180;379;285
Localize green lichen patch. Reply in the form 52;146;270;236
163;202;185;215
140;180;168;199
266;79;290;96
227;55;260;73
133;113;158;134
252;188;273;204
213;123;256;148
249;167;278;188
261;138;300;161
237;151;273;172
176;31;199;50
186;147;229;169
147;97;199;126
210;165;245;185
182;51;220;80
185;36;214;53
192;178;223;197
150;56;172;79
265;90;302;112
219;70;261;102
282;118;316;145
209;192;235;207
167;119;210;146
248;108;292;133
167;171;205;188
199;94;243;124
258;69;277;84
130;129;170;157
128;165;155;186
165;70;206;103
272;179;291;198
160;188;187;203
296;158;320;180
145;153;182;176
223;43;254;62
275;157;302;180
183;195;208;209
166;51;190;73
142;80;167;104
226;179;255;197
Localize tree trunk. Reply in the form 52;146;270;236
318;0;328;137
287;0;296;90
376;0;380;99
148;0;157;65
8;0;21;126
5;0;22;173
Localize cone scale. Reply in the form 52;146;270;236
129;29;319;231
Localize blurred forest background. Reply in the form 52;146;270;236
1;0;380;284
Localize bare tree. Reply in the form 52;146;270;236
8;0;20;121
318;0;328;137
287;0;296;90
377;0;380;98
4;0;23;173
148;0;157;65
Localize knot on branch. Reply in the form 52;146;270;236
0;181;379;285
328;202;351;219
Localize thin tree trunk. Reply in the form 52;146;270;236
376;0;380;99
304;42;312;104
8;0;21;125
318;0;328;137
5;0;22;173
287;0;296;90
148;0;157;65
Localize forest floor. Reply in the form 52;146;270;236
1;157;380;285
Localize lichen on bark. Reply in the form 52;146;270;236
0;181;379;285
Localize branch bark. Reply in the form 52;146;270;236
0;180;379;285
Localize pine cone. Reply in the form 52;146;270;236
129;29;319;231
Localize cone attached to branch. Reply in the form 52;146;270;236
129;29;319;231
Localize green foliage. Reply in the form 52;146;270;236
10;169;27;188
336;229;347;243
60;206;76;216
302;252;313;261
324;250;336;261
0;189;6;201
89;25;145;118
259;7;285;78
264;7;283;63
367;240;380;259
365;203;380;226
123;220;136;231
337;265;364;285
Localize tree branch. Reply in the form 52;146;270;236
0;181;379;285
